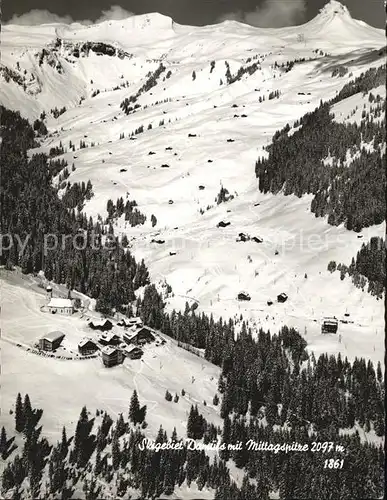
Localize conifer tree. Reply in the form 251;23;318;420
112;431;120;470
116;413;126;437
60;426;68;459
15;392;25;433
0;426;7;458
129;390;140;424
23;393;34;436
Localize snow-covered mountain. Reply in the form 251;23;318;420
1;0;385;366
0;4;385;499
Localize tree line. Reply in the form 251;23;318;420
0;105;150;314
328;236;385;298
255;65;386;232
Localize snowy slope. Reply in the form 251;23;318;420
1;270;221;441
1;0;385;429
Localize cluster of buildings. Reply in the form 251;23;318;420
40;287;159;365
78;317;158;367
96;320;157;367
37;317;158;367
41;286;159;366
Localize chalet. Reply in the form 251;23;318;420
237;292;251;301
39;331;65;351
124;327;155;345
123;330;138;345
267;300;273;306
47;298;73;315
136;327;155;342
198;185;205;190
277;293;288;303
97;331;120;346
252;236;263;243
217;221;231;228
101;346;123;367
321;317;338;334
124;345;144;360
88;319;113;331
117;317;143;328
78;338;98;356
237;233;249;242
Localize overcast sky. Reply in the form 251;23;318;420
3;0;385;29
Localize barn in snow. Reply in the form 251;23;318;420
277;293;288;303
321;317;338;334
237;292;251;301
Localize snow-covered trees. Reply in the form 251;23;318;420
256;66;386;231
129;390;147;425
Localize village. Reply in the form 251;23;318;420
36;283;344;368
34;284;165;367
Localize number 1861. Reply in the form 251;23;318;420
324;459;344;469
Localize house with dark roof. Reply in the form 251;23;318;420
78;338;99;355
277;293;288;303
39;331;65;351
97;331;120;346
132;326;156;345
123;326;156;345
237;291;251;301
321;317;338;334
101;346;123;367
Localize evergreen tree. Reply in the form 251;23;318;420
0;426;7;458
112;431;120;470
116;413;126;437
129;390;140;424
15;392;25;433
23;394;34;436
60;426;68;459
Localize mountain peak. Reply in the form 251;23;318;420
318;0;351;19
